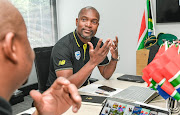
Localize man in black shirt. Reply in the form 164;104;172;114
47;6;119;88
0;0;81;115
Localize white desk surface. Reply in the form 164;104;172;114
62;73;167;115
18;73;168;115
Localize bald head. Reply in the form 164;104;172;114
78;6;100;21
0;0;26;40
0;0;34;101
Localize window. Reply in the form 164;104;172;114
10;0;58;48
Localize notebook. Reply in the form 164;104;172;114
117;74;145;83
111;86;159;104
81;95;107;106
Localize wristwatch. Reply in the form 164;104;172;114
111;55;120;61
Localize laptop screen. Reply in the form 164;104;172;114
99;98;169;115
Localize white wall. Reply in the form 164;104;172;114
57;0;180;80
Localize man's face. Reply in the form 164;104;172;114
76;9;99;40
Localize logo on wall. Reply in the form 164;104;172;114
75;51;81;60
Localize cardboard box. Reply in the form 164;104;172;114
136;49;149;75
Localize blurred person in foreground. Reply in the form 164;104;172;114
0;0;81;115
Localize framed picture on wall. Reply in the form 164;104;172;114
156;0;180;23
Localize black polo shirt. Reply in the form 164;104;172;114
46;30;109;87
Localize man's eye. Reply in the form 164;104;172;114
92;20;98;24
82;18;87;21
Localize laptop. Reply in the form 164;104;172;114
112;86;159;104
117;74;145;83
99;97;169;115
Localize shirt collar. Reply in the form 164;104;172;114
73;30;85;48
74;30;95;47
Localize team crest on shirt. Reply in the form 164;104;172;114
75;51;81;60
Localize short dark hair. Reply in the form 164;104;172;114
78;6;100;20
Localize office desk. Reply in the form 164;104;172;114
62;73;167;115
18;73;167;115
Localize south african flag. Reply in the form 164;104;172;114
137;0;154;50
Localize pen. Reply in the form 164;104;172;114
95;91;109;96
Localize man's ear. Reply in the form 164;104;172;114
76;18;78;26
2;32;18;64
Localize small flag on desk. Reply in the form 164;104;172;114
137;0;154;50
142;41;180;101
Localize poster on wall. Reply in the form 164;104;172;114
156;0;180;23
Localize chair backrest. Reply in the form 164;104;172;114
34;46;53;92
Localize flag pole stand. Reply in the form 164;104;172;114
167;97;180;114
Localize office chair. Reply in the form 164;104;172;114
34;46;53;93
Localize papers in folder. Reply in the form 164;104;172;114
16;107;36;115
78;84;122;97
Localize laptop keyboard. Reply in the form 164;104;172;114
112;86;158;103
